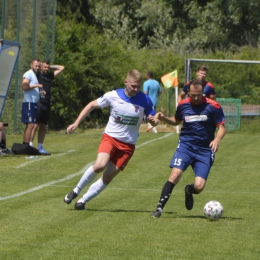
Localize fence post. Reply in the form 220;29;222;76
13;0;21;133
32;0;37;59
168;88;172;117
1;0;5;38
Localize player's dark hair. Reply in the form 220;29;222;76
42;60;50;65
197;65;209;73
187;78;204;91
146;71;153;78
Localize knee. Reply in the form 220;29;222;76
93;163;106;173
39;123;46;129
168;168;183;184
27;124;36;130
194;183;205;193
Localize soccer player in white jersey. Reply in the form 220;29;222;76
64;70;159;210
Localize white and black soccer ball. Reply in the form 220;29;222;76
203;200;223;221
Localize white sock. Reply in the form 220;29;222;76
29;142;33;147
152;127;158;133
73;165;97;194
80;178;107;203
38;143;43;149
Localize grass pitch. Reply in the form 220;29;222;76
0;128;259;259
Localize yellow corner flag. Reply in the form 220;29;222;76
161;70;178;88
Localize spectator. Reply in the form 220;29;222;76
21;58;42;146
0;123;12;155
29;61;64;154
143;71;162;133
178;65;216;103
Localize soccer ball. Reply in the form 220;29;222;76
203;200;223;221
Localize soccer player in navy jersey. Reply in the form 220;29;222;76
178;65;216;103
64;70;159;210
150;78;226;218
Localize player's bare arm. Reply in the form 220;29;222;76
51;65;65;77
209;94;216;100
209;124;226;152
153;112;180;126
67;100;100;134
22;78;42;90
146;115;159;127
177;90;186;103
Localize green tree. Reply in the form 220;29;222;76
50;17;137;129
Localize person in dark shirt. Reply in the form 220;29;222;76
150;78;226;218
178;65;216;103
30;61;64;154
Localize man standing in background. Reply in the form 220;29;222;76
30;61;64;154
21;58;42;145
143;71;162;133
178;65;216;103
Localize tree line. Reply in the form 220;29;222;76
45;0;260;129
3;0;260;129
56;0;260;51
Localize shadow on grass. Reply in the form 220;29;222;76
177;215;242;220
68;208;242;220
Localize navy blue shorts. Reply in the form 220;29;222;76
169;141;215;180
21;102;38;124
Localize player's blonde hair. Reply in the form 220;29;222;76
127;70;142;82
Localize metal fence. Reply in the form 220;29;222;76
0;0;56;133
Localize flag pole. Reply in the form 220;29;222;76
161;70;179;133
175;86;179;134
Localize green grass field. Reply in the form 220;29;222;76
1;128;260;260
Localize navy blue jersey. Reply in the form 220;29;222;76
175;97;225;147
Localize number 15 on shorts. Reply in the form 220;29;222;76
174;158;182;166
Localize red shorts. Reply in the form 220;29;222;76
98;133;135;171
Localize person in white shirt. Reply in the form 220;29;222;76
64;69;159;210
21;59;43;145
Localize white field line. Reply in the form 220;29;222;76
14;150;76;169
0;133;173;201
0;163;93;201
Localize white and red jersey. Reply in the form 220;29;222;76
97;88;155;145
